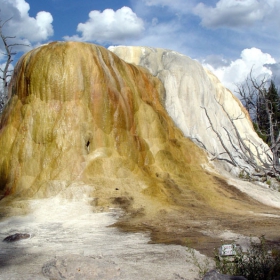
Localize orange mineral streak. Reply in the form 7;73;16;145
0;42;260;215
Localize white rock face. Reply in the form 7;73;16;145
109;46;271;175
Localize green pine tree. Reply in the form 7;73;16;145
255;81;280;146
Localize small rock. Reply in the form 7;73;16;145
203;270;247;280
3;233;31;243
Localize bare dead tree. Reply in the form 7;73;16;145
201;106;239;167
0;15;29;113
201;92;276;181
236;69;280;174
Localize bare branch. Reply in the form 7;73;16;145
201;106;238;167
220;68;280;178
191;137;208;151
0;12;30;113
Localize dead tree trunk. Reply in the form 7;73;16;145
0;16;29;113
237;70;280;174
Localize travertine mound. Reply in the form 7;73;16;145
109;46;271;175
0;41;275;218
0;41;217;210
1;42;280;276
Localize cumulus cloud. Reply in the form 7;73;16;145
126;20;184;51
203;48;276;94
193;0;280;29
265;63;280;88
64;7;144;44
0;0;54;43
0;61;14;83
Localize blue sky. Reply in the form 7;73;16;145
1;0;280;93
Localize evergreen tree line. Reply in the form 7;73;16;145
254;80;280;145
238;73;280;171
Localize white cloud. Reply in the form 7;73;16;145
64;7;144;44
193;0;280;29
33;11;54;41
265;63;280;88
203;48;276;94
13;0;30;16
0;0;53;45
128;20;191;53
0;61;14;90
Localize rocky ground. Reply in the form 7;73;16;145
0;198;211;280
1;173;280;280
114;172;280;257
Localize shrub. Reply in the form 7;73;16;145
215;236;280;280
